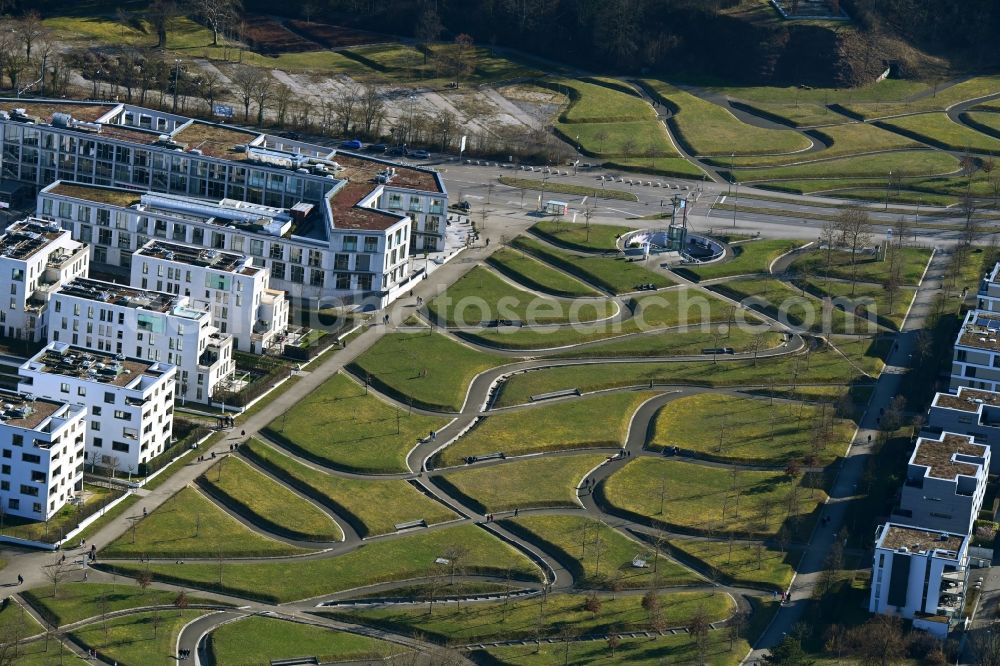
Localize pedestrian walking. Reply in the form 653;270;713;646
16;574;22;585
143;507;147;517
430;430;437;441
514;508;519;517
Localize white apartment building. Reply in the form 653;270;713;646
131;240;288;353
0;99;449;306
869;523;969;638
949;310;1000;393
0;218;88;342
893;432;989;535
18;342;175;474
38;182;414;307
977;261;1000;313
927;388;1000;473
48;278;233;404
0;391;86;521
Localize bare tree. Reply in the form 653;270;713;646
359;83;386;138
146;0;179;48
43;560;68;598
254;76;274;127
834;206;873;295
846;614;908;666
17;10;44;60
196;69;223;115
332;83;361;136
688;604;712;663
192;0;242;46
273;83;292;127
231;65;259;122
970;624;1000;666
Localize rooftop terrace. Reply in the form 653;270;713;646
957;311;1000;351
0;219;66;260
934;388;1000;412
912;433;987;480
135;240;255;274
879;524;966;556
26;344;156;388
0;392;65;431
172;122;261;159
328;180;404;231
45;182;144;208
0;101;112;124
58;278;175;313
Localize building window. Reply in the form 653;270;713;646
270;261;285;280
363;236;378;253
343;236;357;252
112;441;130;453
334;254;349;270
290;266;304;283
310;269;324;287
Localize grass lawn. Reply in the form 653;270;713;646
547;78;654;123
876;113;1000;154
712;123;922;167
675;239;802;281
494;347;871;408
459;288;742;350
69;609;205;666
788;247;932;286
530;220;634;253
502;514;699;589
0;483;122;544
511;236;674;294
795;278;916;331
556;119;678;159
548;327;785;359
709;277;874;334
200;457;341;541
732;150;960;182
836;76;1000;119
22;582;220;627
104;525;542;603
323;590;733;643
426;266;615;326
601;458;826;538
710;79;927;106
348;332;504;412
831;336;891;377
487;248;600;298
642;80;812;156
667;538;795;591
208;615;405;665
435;391;657;466
244;439;456;538
965;111;1000;136
497;176;638;202
607;156;708;179
102;487;306;558
650;393;853;465
263;372;449;473
435;453;608;511
0;598;43;642
479;633;748;665
730;100;855;127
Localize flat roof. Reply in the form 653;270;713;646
958;311;1000;351
0;101;113;124
328;181;404;231
172;122;261;159
45;182;144;208
933;387;1000;412
135;240;256;274
879;523;966;556
912;433;987;480
58;277;175;313
0;392;65;431
27;344;157;388
334;153;442;193
0;219;66;260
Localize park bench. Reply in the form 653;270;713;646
271;659;319;666
394;519;427;531
530;388;580;402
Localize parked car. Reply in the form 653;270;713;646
410;149;430;159
340;139;363;150
386;146;407;157
366;143;387;153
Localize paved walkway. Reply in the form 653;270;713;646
743;248;948;663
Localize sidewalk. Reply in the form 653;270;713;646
744;249;950;662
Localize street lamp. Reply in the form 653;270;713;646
728;152;735;197
172;59;182;113
733;181;740;228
